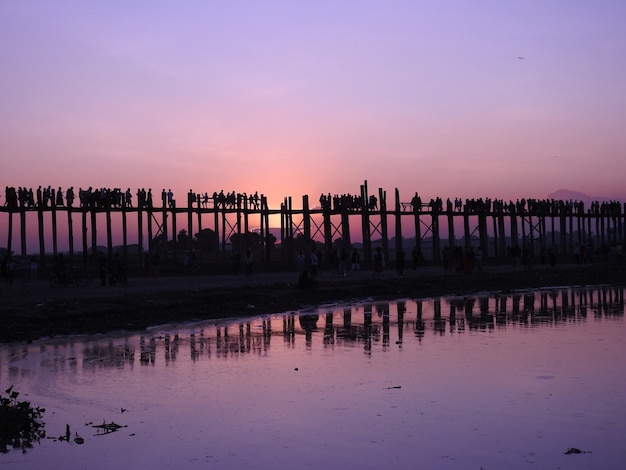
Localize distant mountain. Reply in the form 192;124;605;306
546;189;621;205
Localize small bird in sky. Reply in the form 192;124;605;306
518;56;525;59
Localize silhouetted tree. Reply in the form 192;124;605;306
230;231;262;251
195;229;218;252
177;229;189;247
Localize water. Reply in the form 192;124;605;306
1;286;625;469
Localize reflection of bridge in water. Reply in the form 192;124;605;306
72;285;624;368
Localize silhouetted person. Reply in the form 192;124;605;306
373;247;383;275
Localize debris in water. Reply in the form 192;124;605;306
92;420;127;435
565;447;591;455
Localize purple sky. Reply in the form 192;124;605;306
2;1;625;207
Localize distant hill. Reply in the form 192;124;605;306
546;189;622;206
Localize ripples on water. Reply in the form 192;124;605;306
1;286;625;470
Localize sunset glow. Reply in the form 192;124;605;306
2;1;625;207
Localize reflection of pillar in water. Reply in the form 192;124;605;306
263;318;272;350
287;314;295;344
343;308;351;330
216;327;223;356
190;333;198;360
494;295;506;326
434;299;445;334
299;314;318;348
448;301;456;330
364;305;372;354
239;323;245;353
381;304;390;349
479;296;489;316
324;313;335;346
149;337;156;364
512;294;520;317
397;301;405;344
561;289;569;316
464;297;474;318
538;291;546;315
415;301;424;341
140;336;149;364
524;293;535;313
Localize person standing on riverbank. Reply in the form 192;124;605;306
373;247;383;275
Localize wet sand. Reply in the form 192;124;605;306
1;263;624;343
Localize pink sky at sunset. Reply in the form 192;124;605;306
2;1;625;209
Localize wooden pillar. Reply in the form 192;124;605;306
491;214;498;258
262;196;271;263
431;207;440;261
360;182;371;263
106;208;113;259
510;206;518;250
340;201;350;248
161;192;168;259
243;194;249;236
303;195;311;258
550;214;556;252
497;211;506;259
596;215;602;251
568;212;574;256
213;198;220;263
68;208;75;259
38;207;45;263
413;194;422;256
51;190;58;256
147;207;154;255
463;212;470;247
478;211;488;257
221;202;227;263
559;211;567;255
19;207;27;257
520;213;527;250
323;198;333;263
122;205;128;261
137;204;144;257
286;197;294;266
196;198;203;263
379;188;389;262
527;214;534;256
81;209;88;265
236;195;243;243
187;195;194;255
617;202;626;241
7;209;14;260
90;209;97;257
394;189;402;255
171;200;177;261
447;207;455;248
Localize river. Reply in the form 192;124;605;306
1;285;624;469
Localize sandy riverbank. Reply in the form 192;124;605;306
1;263;624;343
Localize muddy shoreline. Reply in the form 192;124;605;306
1;263;624;343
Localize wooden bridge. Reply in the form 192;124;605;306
1;181;624;268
